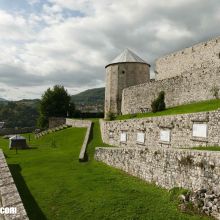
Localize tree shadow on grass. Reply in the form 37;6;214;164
9;164;47;220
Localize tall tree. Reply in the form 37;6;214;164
38;85;74;128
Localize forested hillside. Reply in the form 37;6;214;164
0;87;105;128
71;87;104;106
0;100;39;128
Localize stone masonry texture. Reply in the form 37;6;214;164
122;66;220;115
0;149;29;220
95;147;220;191
155;36;220;80
100;110;220;149
105;62;150;117
48;117;66;128
119;36;220;115
94;146;220;219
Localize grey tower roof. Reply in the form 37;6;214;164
105;48;150;68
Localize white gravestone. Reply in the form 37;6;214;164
137;132;145;144
120;132;127;142
160;130;171;142
192;123;207;138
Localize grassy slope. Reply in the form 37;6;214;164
116;99;220;120
0;121;210;220
192;146;220;151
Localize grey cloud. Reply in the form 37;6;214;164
0;63;105;89
1;0;220;99
0;64;43;86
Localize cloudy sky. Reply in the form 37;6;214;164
0;0;220;100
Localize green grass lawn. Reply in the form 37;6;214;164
192;146;220;151
115;99;220;120
0;120;210;220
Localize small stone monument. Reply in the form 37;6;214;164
9;135;28;149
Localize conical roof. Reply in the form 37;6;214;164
105;48;150;68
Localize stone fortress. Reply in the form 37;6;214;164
2;36;220;220
105;36;220;117
95;36;220;219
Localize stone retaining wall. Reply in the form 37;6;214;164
121;66;220;115
95;147;220;219
65;119;92;161
95;147;220;191
49;117;66;128
100;110;220;149
65;119;91;128
0;149;28;220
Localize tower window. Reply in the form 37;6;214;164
122;70;125;74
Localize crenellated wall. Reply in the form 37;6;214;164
155;36;220;80
100;110;220;149
121;66;220;115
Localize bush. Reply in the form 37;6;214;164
106;112;115;121
211;86;219;99
151;91;166;113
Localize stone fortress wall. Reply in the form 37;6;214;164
100;110;220;149
98;36;220;218
155;36;220;80
122;66;220;114
121;36;220;115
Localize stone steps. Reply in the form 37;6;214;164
35;124;71;139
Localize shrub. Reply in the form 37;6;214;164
151;91;166;113
106;112;115;121
211;86;219;99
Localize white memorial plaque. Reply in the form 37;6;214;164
137;132;145;143
120;132;127;142
160;130;171;142
109;131;113;138
192;123;207;138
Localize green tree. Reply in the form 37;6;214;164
38;85;74;128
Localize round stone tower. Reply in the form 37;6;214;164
104;48;150;118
